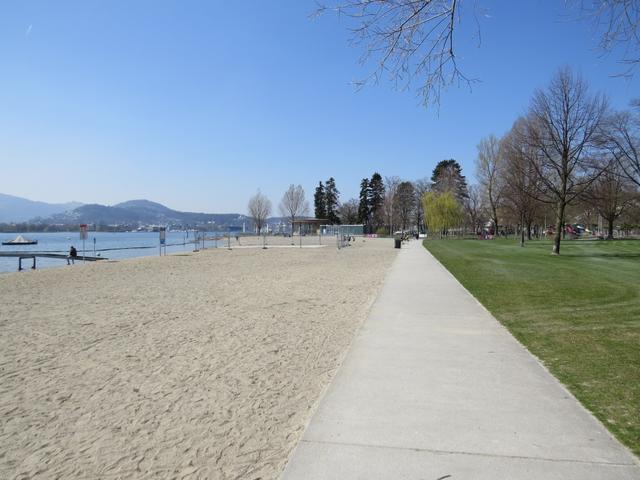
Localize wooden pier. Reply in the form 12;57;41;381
0;252;107;271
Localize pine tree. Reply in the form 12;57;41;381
314;181;326;219
368;172;385;229
357;178;370;226
431;159;469;202
325;177;341;224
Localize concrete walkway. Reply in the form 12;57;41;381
281;240;640;479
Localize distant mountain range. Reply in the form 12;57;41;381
0;193;82;223
0;194;283;229
45;199;251;228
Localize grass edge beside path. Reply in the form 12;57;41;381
423;238;640;458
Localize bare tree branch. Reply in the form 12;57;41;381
604;108;640;186
315;0;480;107
573;0;640;77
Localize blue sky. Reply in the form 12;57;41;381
0;1;638;213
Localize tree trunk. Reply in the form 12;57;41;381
607;217;614;240
526;221;532;241
552;203;565;255
520;213;525;247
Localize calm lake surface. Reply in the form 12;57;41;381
0;231;225;273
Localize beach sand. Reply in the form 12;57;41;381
0;236;396;479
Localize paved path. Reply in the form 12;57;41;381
281;240;640;479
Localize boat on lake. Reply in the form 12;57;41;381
2;235;38;246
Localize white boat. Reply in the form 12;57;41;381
2;235;38;246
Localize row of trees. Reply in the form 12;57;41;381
247;173;428;234
416;69;640;256
311;164;469;235
247;185;309;234
471;67;640;254
247;72;639;251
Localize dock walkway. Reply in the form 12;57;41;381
0;252;106;270
281;240;640;479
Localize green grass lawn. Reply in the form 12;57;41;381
423;238;640;457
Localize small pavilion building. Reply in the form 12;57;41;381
291;218;327;235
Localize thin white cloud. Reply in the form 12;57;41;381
25;24;32;37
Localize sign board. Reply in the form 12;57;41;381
159;227;166;245
80;224;88;240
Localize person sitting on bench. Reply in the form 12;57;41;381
67;246;78;265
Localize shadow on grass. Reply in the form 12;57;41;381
562;252;640;258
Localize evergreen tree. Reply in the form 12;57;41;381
368;172;385;228
431;159;469;202
314;181;326;219
357;178;370;226
325;177;341;224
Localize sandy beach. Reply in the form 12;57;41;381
0;236;396;479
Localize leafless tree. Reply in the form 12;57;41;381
247;190;272;235
396;181;416;230
605;108;640;186
500;120;545;246
383;175;401;233
575;0;640;75
475;134;504;235
464;184;485;234
582;161;638;238
316;0;478;107
519;67;609;254
339;198;360;223
413;177;431;232
279;184;310;236
622;196;640;230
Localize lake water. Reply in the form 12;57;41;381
0;231;226;273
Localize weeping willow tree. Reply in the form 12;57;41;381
422;191;463;238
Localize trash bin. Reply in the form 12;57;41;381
394;237;401;249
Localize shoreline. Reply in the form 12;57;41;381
0;234;356;274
